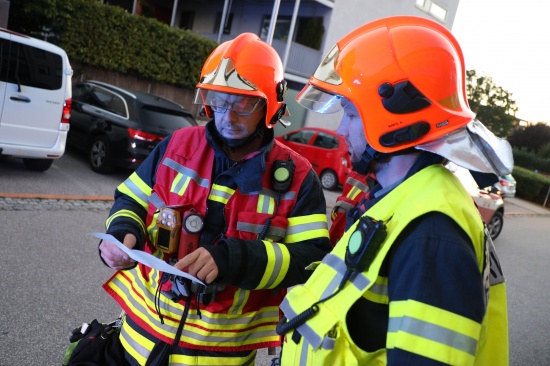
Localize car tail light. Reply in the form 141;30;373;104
500;179;511;187
127;128;164;142
61;98;72;124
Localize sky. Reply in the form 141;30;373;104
452;0;550;123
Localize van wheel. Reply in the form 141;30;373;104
320;169;338;191
89;136;114;174
23;158;54;171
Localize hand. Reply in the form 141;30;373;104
99;233;137;270
174;248;218;284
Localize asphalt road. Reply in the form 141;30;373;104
1;148;550;365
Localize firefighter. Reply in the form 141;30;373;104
277;16;511;365
98;33;332;365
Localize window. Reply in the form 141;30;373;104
415;0;447;22
287;129;315;144
179;11;195;30
260;15;291;42
214;12;233;34
4;41;62;90
313;132;338;149
75;84;128;118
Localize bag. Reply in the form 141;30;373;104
62;317;129;366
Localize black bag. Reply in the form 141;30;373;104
62;317;130;366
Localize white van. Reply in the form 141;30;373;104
0;28;73;171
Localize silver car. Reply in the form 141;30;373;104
494;174;516;198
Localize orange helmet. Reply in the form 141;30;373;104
297;16;475;154
194;33;288;128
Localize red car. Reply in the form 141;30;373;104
275;127;352;190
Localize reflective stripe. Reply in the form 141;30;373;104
163;157;210;188
388;299;481;364
333;200;355;212
257;194;275;214
388;316;478;356
117;172;151;209
209;184;235;204
251;188;296;201
171;349;257;366
171;174;191;196
106;209;145;235
285;214;329;243
236;222;286;239
321;254;371;293
228;289;249;315
345;176;369;199
364;277;388;304
120;318;153;363
280;297;322;350
147;192;165;211
257;241;290;289
109;272;280;346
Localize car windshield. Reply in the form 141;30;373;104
140;106;196;130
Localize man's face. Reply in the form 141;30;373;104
336;103;367;164
212;94;266;141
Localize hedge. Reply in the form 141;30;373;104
53;0;218;89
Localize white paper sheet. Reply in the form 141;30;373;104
92;232;204;285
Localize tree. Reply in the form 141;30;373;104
508;122;550;153
466;70;518;137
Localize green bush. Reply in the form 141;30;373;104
512;148;550;173
513;166;550;205
17;0;218;89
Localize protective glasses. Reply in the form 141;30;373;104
194;89;266;116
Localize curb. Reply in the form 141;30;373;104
0;192;113;201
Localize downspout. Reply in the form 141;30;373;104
265;0;282;45
217;0;232;43
170;0;179;27
283;0;301;70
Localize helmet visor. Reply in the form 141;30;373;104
296;84;349;114
194;89;266;116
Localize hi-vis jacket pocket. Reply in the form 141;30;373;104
236;212;289;241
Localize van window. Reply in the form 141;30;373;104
4;41;62;90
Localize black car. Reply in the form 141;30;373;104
67;80;198;173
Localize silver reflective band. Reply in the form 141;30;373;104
296;84;347;114
193;89;266;116
313;45;342;85
201;57;258;91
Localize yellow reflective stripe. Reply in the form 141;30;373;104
257;241;291;289
228;289;250;315
171;350;257;366
388;300;481;365
120;318;153;364
170;173;192;196
117;172;151;209
209;184;235;204
147;211;159;244
347;185;362;200
363;276;388;304
106;209;145;234
257;194;275;214
285;214;329;243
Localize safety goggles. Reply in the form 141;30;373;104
194;89;266;116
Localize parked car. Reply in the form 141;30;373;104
67;80;197;173
0;28;73;171
275;127;352;190
447;163;505;240
494;174;516;198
